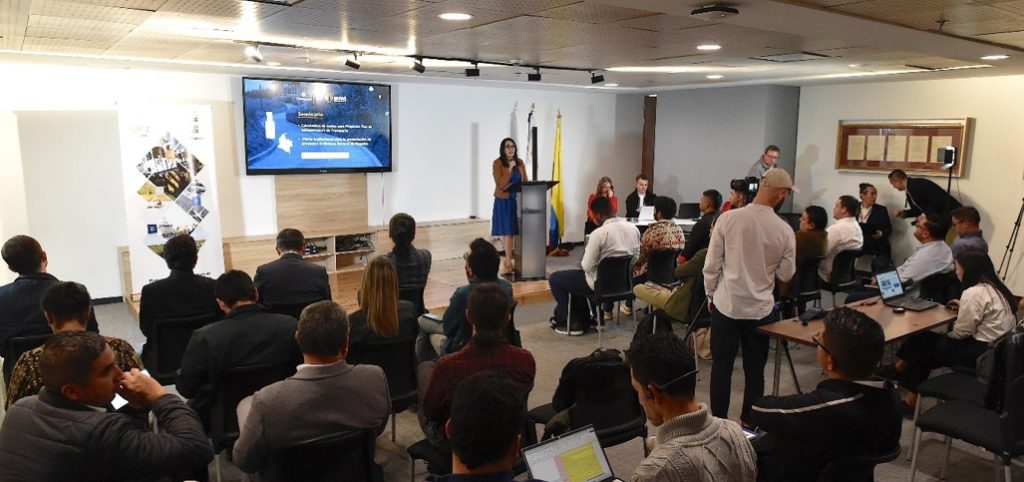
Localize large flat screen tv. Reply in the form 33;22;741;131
242;77;392;174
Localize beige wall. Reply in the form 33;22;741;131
0;112;29;284
795;74;1024;294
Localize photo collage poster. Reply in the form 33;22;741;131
118;104;225;296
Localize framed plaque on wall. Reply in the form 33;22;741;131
835;118;973;177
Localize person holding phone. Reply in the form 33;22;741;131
492;137;528;275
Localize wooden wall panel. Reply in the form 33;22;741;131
222;238;276;279
372;219;489;261
275;174;367;233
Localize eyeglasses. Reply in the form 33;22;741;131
811;333;836;364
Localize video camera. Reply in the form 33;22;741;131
729;176;760;204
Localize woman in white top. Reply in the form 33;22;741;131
895;248;1018;409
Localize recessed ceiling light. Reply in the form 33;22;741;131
697;44;721;51
647;94;658;97
848;63;860;68
265;61;281;66
981;54;1009;60
439;12;473;21
605;83;619;87
706;74;724;79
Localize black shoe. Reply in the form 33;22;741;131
897;401;916;420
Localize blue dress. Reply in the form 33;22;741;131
492;169;520;236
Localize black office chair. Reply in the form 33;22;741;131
2;333;52;384
788;255;826;317
263;429;382;482
919;271;962;305
208;363;296;454
646;249;680;287
347;334;418;442
267;299;322;319
148;312;219;385
567;255;635;346
821;249;863;308
907;370;986;463
399;286;427;315
817;445;901;482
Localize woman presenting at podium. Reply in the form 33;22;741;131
492;137;528;275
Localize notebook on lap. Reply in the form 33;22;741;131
522;425;623;482
876;269;939;312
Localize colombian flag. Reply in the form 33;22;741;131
549;115;564;252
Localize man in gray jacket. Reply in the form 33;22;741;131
627;332;756;482
0;330;213;481
233;300;391;478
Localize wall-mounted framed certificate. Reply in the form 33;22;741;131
835;118;972;177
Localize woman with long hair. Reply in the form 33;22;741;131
894;249;1018;409
585;176;619;234
856;182;892;258
384;212;431;313
492;137;528;275
348;257;419;351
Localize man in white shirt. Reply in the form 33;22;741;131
818;195;864;282
896;213;954;295
549;197;640;335
703;168;796;426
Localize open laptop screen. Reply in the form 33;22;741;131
638;206;655;221
876;270;904;301
522;425;615;482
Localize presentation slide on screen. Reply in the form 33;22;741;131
243;78;391;172
524;429;614;482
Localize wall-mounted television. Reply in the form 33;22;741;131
242;77;392;175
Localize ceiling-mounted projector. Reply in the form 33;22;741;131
691;4;739;20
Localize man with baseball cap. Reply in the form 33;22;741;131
703;168;797;428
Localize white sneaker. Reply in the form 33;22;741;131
603;310;613;321
619;304;633;316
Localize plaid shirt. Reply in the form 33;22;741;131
634;220;685;277
385;247;432;292
5;336;143;409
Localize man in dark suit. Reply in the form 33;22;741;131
0;235;98;377
233;300;390;478
679;189;721;263
177;270;301;415
625;174;657;219
138;234;219;362
888;169;961;220
253;228;331;305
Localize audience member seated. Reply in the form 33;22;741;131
627;196;685;315
778;206;828;298
628;332;757;482
550;197;640;334
385;212;432;312
138;234;219;362
417;238;513;361
177;270;301;417
254;228;331;305
633;248;707;322
818;195;864;282
625;174;657;219
233;300;390;477
0;235;98;376
6;282;143;409
951;206;988;257
585;176;619;234
888;249;1017;411
856;183;893;258
543;347;623;438
0;331;213;480
888;168;962;221
348;256;419;352
750;307;900;482
847;212;954;302
419;284;535;452
678;189;721;263
720;185;747;213
430;374;543;482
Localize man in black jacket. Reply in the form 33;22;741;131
139;234;219;362
0;235;98;376
177;270;300;416
253;228;331;305
625;174;657;219
749;307;901;482
679;189;721;263
0;331;213;481
888;169;961;220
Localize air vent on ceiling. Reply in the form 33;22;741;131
691;4;739;20
752;52;832;63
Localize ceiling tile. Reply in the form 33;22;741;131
534;2;658;24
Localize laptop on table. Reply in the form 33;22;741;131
638;206;655;222
875;269;939;312
522;425;623;482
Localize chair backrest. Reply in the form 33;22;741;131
569;360;645;431
263;428;380;482
268;299;321;319
646;249;679;285
2;333;52;383
677;203;701;219
347;334;418;411
830;249;863;289
816;445;901;482
398;287;427;315
210;363;296;449
150;312;219;384
594;255;634;300
1001;374;1024;454
796;255;827;297
919;271;962;304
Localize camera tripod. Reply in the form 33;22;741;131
997;196;1023;281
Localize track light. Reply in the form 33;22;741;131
465;62;480;77
244;44;263;63
590;72;605;84
412;58;426;73
528;68;541;81
344;53;360;69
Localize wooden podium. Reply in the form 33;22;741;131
505;180;559;281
